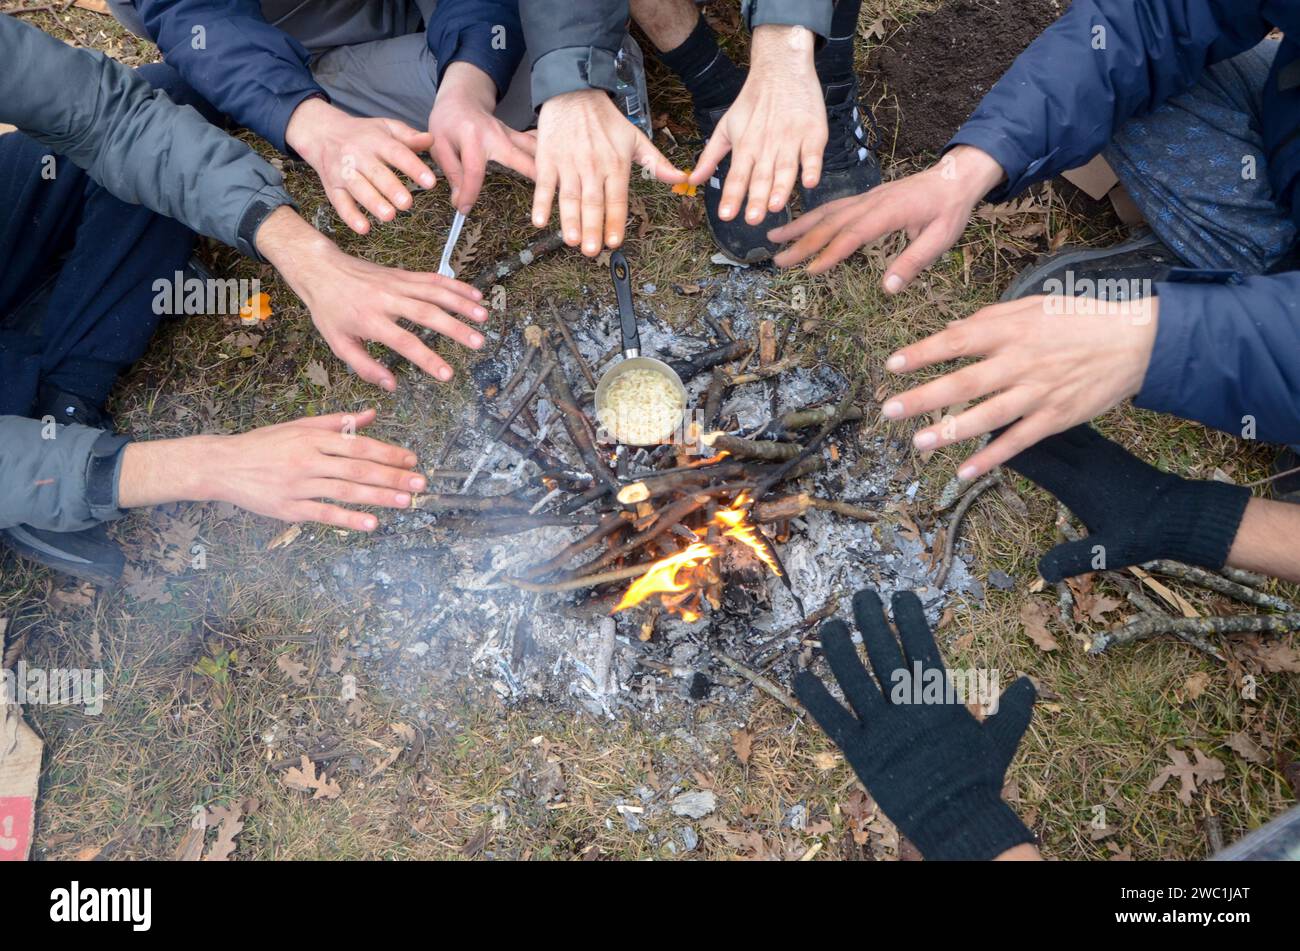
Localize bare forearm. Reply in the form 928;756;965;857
253;204;336;295
994;843;1043;861
116;436;222;509
1226;497;1300;583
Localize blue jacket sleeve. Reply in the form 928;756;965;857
1137;274;1300;444
137;0;326;154
426;0;524;100
946;0;1273;199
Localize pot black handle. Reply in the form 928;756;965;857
610;250;640;357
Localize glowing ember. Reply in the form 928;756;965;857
613;493;781;622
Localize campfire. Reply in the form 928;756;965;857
338;267;982;715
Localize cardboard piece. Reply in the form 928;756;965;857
1060;154;1146;227
0;703;42;862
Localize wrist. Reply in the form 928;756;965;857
939;145;1007;205
750;24;816;72
284;97;335;165
439;61;497;112
255;205;337;297
117;436;224;509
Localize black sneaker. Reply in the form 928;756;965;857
1272;448;1300;504
35;383;109;430
695;104;790;264
1001;231;1183;302
799;78;882;211
1;522;125;587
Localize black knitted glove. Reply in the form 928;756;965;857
794;589;1037;861
1005;425;1251;583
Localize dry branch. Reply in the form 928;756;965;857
1143;559;1294;612
1088;612;1300;654
668;340;752;382
471;231;565;292
934;471;1002;589
702;431;804;462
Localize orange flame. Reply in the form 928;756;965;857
613;542;716;614
713;492;781;576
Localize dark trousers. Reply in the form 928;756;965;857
0;63;213;418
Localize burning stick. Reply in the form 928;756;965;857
470;231;565;292
505;558;669;594
667;340;752;383
701;432;803;462
726;356;801;386
714;652;800;712
702;370;728;430
569;491;722;579
750;379;863;504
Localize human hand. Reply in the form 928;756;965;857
882;294;1160;480
793;588;1037;861
429;61;537;212
531;88;686;256
254;207;489;389
769;145;1005;283
287;98;437;234
688;24;825;225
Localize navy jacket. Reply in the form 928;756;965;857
948;0;1300;443
135;0;524;154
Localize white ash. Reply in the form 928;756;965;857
315;267;984;726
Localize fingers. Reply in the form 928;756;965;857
768;200;834;245
531;161;557;230
320;432;421;474
718;152;753;223
309;449;426;494
432;139;464;204
884;359;1010;425
889;591;944;671
365;160;414;214
557;170;582;247
327;335;397;392
382;119;435;153
959;416;1057;480
799;132;824;190
402;302;486;351
769;151;800;214
381;141;437;192
851;589;906;692
819;616;886;721
744;152;775;225
884;221;958;294
633;134;686;185
306;478;414;511
374;322;455;382
500;130;539;181
983;676;1037;775
292;407;379;432
344;169;396;223
792;670;858;746
579;172;605;257
909;391;1023;454
289;501;378;533
328;187;371;236
603;173;628;251
689;127;731;186
456;138;487;213
885;312;1013;376
397;279;489;323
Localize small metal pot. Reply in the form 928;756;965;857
593;251;687;445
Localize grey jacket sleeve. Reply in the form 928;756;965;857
741;0;833;37
0;13;294;259
0;417;129;532
521;1;628;110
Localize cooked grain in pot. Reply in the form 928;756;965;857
598;368;685;444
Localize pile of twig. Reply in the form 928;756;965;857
407;305;876;621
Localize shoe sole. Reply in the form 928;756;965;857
1000;231;1169;302
1;526;123;587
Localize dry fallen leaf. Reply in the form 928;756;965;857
1180;671;1212;702
304;359;330;388
1147;745;1225;805
276;654;310;687
731;728;753;765
1019;600;1058;652
1226;731;1267;764
282;755;342;800
266;523;302;551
